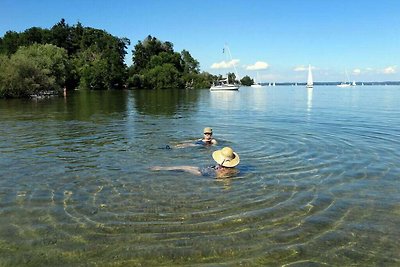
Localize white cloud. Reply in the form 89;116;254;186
210;59;240;69
383;66;397;74
293;65;314;72
352;68;361;75
246;61;269;70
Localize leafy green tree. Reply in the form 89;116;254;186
240;75;254;86
50;18;73;54
144;63;183;89
228;72;239;84
0;44;68;98
0;19;130;92
0;31;21;55
129;36;215;89
21;27;50;45
181;50;199;74
132;35;175;74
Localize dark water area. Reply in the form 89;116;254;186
0;86;399;266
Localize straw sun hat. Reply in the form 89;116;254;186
203;127;213;134
212;147;240;168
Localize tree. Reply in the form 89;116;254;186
228;72;238;84
181;50;199;74
0;31;21;55
0;20;130;92
132;35;175;73
0;44;68;98
240;75;254;86
143;64;183;89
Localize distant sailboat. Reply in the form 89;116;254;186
337;69;351;87
251;71;262;88
210;44;240;91
306;64;313;88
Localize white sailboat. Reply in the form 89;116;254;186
337;69;351;87
306;64;313;88
251;72;263;88
210;77;239;91
210;44;240;91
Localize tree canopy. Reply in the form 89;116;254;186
0;20;222;98
0;44;68;98
0;19;129;96
128;35;212;89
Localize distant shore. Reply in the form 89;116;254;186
259;81;400;86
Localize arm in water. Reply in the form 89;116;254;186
151;166;201;176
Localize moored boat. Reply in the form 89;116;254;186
210;78;239;91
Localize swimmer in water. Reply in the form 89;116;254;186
175;127;217;148
196;127;218;146
151;146;239;178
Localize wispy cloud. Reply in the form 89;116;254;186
352;68;361;75
246;61;269;70
293;65;314;72
383;66;397;74
210;59;240;69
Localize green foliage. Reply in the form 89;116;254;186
0;20;217;95
228;72;238;84
181;50;199;74
129;35;214;89
0;31;21;55
0;44;68;98
0;19;130;94
240;75;254;86
144;64;183;89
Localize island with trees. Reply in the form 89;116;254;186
0;19;249;99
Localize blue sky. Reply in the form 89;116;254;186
1;0;399;82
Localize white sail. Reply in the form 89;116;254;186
306;64;313;88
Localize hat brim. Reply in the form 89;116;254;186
212;150;240;167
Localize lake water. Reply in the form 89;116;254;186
0;86;399;266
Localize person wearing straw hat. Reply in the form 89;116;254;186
151;146;240;178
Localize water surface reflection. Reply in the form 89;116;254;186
0;86;399;266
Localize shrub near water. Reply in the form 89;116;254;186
0;44;68;98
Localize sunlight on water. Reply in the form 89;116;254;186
0;86;399;265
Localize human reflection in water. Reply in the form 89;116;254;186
175;127;218;148
151;147;239;179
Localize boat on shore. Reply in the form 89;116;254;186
210;78;239;91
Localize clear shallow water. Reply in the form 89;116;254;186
0;86;399;266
